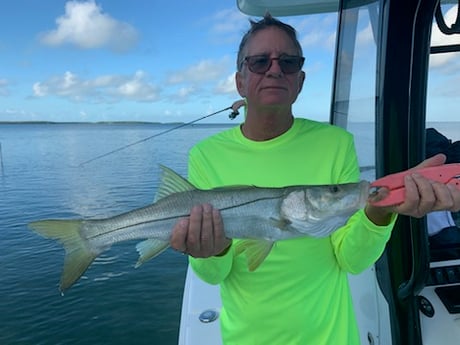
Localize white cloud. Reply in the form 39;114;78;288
115;71;160;101
0;78;9;96
215;73;237;94
357;24;374;47
0;108;38;121
32;70;161;103
211;9;249;36
39;0;138;52
296;14;337;51
166;57;231;85
300;30;324;47
79;110;88;121
175;86;198;102
165;58;236;104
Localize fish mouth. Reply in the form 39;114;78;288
360;181;371;207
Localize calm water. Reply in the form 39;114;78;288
0;121;458;345
0;123;230;345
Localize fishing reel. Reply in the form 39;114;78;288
229;99;246;120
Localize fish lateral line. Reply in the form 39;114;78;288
82;214;189;241
84;193;285;241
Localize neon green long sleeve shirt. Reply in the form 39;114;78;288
187;118;395;345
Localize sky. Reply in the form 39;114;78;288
0;0;459;123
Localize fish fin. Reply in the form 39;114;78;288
155;165;196;201
270;217;292;230
135;239;169;268
234;239;274;272
28;220;98;293
291;220;341;238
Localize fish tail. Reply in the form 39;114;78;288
28;219;98;293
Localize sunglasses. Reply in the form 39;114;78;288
242;54;305;74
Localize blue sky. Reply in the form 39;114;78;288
0;0;338;123
0;1;459;123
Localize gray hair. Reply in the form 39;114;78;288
237;13;304;71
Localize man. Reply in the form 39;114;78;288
171;14;460;345
426;128;460;260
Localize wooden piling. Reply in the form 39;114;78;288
0;142;4;176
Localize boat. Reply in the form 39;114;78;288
179;0;460;344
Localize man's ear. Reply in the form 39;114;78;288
235;71;246;97
297;71;306;93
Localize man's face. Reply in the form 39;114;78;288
236;26;305;110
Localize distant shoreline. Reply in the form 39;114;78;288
0;120;456;126
0;121;235;126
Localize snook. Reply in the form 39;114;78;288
29;166;370;292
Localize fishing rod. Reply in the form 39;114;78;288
78;100;246;167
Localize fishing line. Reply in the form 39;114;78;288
77;100;245;167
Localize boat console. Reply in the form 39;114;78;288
419;215;460;345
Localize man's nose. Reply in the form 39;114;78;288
266;58;283;76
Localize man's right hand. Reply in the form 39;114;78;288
170;203;232;257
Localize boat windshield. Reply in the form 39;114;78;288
426;2;460;262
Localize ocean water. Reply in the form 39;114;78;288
0;121;458;345
0;123;230;345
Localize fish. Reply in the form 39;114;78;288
28;165;370;292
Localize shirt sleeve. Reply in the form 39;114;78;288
331;209;396;274
189;246;234;285
329;137;397;274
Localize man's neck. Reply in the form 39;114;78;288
241;112;294;141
